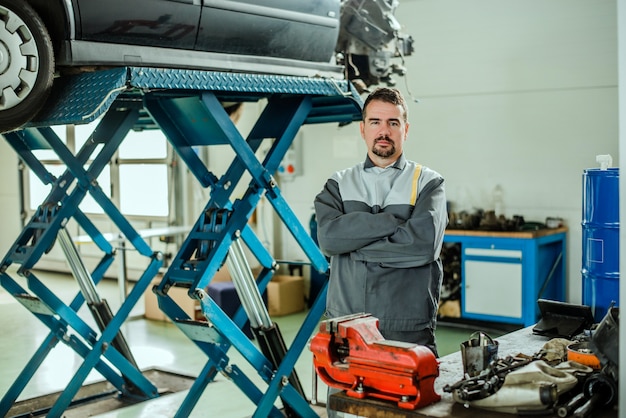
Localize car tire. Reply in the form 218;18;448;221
0;0;54;133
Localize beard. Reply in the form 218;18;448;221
372;136;396;158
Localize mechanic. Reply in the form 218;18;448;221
314;87;448;356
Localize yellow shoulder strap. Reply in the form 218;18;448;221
410;164;422;206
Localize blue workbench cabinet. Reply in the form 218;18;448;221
443;227;567;326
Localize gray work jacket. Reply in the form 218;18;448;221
314;154;448;332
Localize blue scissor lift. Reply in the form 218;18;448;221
0;66;362;417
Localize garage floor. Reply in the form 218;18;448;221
0;268;503;418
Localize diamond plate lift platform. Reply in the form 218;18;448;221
0;67;362;417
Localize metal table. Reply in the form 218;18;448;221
329;327;618;418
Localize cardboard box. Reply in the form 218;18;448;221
438;299;461;318
267;275;305;316
207;265;262;283
144;279;203;322
145;266;266;321
211;266;232;283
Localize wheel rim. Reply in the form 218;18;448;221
0;6;40;110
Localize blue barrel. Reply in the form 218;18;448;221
581;167;619;322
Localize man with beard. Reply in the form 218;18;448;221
314;87;448;357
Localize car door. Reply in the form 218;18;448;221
196;0;340;63
75;0;201;49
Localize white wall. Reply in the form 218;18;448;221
404;0;618;304
278;0;619;305
0;0;620;305
0;140;21;259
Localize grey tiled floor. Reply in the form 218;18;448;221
0;268;481;418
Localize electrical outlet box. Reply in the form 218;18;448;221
277;135;302;179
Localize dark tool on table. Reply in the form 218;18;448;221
556;372;617;418
533;299;595;339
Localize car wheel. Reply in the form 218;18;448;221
0;0;54;133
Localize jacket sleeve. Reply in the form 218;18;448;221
351;177;448;267
314;178;402;256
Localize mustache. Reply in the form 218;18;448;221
374;136;393;143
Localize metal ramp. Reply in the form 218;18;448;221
1;67;362;417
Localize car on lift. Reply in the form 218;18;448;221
0;0;412;133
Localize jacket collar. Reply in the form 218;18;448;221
364;153;407;170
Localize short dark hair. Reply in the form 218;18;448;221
362;87;408;123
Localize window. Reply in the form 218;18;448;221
25;122;172;221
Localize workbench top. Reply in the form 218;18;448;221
328;326;617;418
444;226;567;239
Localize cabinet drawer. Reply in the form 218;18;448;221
465;248;522;259
464;259;523;319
